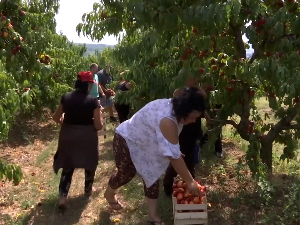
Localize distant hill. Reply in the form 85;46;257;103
75;43;114;56
76;43;254;58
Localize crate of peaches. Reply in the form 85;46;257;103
172;179;208;225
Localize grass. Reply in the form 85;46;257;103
1;100;300;225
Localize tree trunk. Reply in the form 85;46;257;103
260;141;273;173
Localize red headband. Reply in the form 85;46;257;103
77;71;95;83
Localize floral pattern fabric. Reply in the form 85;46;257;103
108;133;160;199
116;98;183;188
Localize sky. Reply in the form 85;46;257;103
55;0;118;45
55;0;253;55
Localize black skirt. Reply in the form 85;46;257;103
53;124;99;173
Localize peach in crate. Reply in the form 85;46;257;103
172;179;208;225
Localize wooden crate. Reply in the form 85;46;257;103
172;196;208;225
97;111;107;139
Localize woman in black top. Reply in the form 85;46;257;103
52;71;103;209
114;71;133;123
163;77;210;196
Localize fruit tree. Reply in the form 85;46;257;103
77;0;300;174
0;0;94;183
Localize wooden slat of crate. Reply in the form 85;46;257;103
173;196;208;210
175;212;208;220
173;196;208;225
174;218;208;225
175;203;207;211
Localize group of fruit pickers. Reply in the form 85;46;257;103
173;179;207;212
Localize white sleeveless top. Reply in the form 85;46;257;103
116;98;183;188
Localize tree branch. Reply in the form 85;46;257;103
266;103;300;141
269;33;295;44
241;8;253;15
211;119;238;129
206;125;223;133
229;22;246;58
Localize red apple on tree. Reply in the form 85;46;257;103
185;49;192;55
181;54;187;60
199;68;205;74
205;85;213;91
199;51;207;58
20;10;26;16
212;65;218;70
192;27;198;34
225;86;234;93
269;93;275;98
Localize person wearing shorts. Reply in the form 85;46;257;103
97;67;117;122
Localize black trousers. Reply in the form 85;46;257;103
115;103;130;123
59;168;95;197
200;128;222;153
203;103;223;153
163;136;197;195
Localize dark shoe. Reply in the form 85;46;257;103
58;196;67;212
84;187;96;198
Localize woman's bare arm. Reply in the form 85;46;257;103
53;104;64;123
125;82;133;90
160;118;201;196
93;107;103;131
160;119;193;184
98;84;106;97
173;88;184;98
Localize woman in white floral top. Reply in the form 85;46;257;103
104;87;206;225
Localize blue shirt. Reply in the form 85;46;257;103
89;74;99;98
97;70;112;87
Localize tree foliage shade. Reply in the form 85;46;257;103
0;0;111;184
78;0;300;174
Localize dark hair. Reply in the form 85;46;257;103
172;87;206;120
74;79;89;93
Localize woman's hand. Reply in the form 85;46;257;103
59;113;64;124
204;111;211;128
186;180;201;196
53;104;64;124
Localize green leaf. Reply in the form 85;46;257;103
6;166;13;181
231;0;241;22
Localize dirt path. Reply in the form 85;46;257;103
1;112;299;225
0;113;154;225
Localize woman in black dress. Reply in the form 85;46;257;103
52;71;103;209
114;71;133;123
